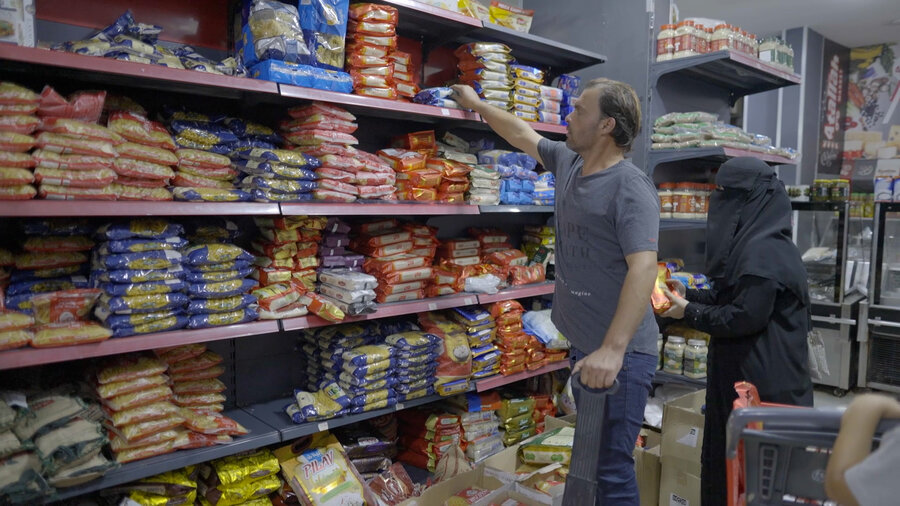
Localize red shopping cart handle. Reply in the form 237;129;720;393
571;372;620;396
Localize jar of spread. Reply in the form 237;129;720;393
758;37;779;66
683;339;708;379
657;24;677;61
674;21;697;59
711;24;731;52
664;336;686;375
704;27;714;53
693;24;707;54
672;182;694;219
748;33;758;57
659;183;675;218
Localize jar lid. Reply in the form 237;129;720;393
668;336;685;343
675;182;692;189
661;24;675;30
688;339;706;346
838;178;850;183
659;182;676;190
714;24;728;30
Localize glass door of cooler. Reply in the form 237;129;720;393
874;203;900;307
791;202;849;304
861;203;900;393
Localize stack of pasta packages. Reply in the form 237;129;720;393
418;311;473;397
379;142;437;202
427;156;474;204
195;449;281;505
0;81;40;200
3;219;108;348
522;224;555;279
233;146;320;204
115;466;200;506
477;150;539;206
499;395;538;445
456;42;515;110
2;392;114;498
436;237;481;276
180;222;259;330
353;219;434;303
387;330;441;402
318;266;380;319
467;162;502;206
451;306;500;380
97;352;248;465
247;216;316;321
106;110;178;201
490;300;535;375
346;3;408;101
92;219;190;337
446;391;505;463
509;64;545;122
33;88;121;201
537;84;565;125
397;410;461;472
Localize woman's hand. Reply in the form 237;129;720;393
666;279;687;297
662;285;689;319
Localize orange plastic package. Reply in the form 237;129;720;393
485;249;528;267
0;184;36;200
117;414;185;442
182;410;249;436
169;351;224;376
377;148;426;171
349;3;399;23
172;378;226;396
301;292;345;323
115;439;176;464
97;375;170;400
104;385;174;412
0;131;35;152
0;115;40;135
395;168;441;188
156;343;206;364
37;87;105;123
40;117;124;144
651;263;672;314
281;115;358;134
30;288;102;325
488;300;524;319
0;329;32;350
172;430;232;450
98;355;168;384
31;321;113;348
509;264;545;286
108;111;175;149
286;102;356;122
35;132;115;158
107;401;180;427
115;142;178;166
392;131;436;152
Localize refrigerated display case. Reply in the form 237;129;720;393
791;202;870;392
858;202;900;393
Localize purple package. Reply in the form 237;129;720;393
319;254;366;268
324;234;351;248
325;217;351;234
319;246;347;257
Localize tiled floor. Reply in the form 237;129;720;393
813;386;857;409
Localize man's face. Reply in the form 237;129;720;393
564;87;602;152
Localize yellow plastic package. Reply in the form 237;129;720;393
281;438;375;506
520;427;575;465
488;1;534;33
203;474;282;506
208;449;280;486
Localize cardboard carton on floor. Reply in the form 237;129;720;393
658;457;701;506
400;465;511;506
482;443;565;505
660;389;706;473
544;414;576;432
634;429;662;506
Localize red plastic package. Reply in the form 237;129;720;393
397;187;438;201
39;117;124;144
485;249;528;267
348;19;397;36
35;132;115;158
317;178;359;196
115;142;178;165
172;430;232;449
396;169;441;188
368;462;415;505
108;112;175;150
280;115;358;134
0;151;35;168
38;87;106;123
285;129;358;146
172;378;226;396
315;167;355;182
427;158;473;178
347;42;389;58
97;375;170;400
300;143;357;158
438;192;466;204
393;131;436;152
353;171;395;186
0;115;40;134
113;157;175;180
350;32;397;48
509;264;545;285
313;188;357;202
347;54;391;68
38;184;118;200
396;81;419;98
377;149;426;171
286;102;356;122
171;365;225;383
103;385;174;412
0;131;34;152
357;184;395;199
438;181;468;194
33;149;114;171
182;410;249;436
34;167;117;188
0;329;33;351
172;172;234;189
30;288;102;325
0;168;33;186
176;148;230;170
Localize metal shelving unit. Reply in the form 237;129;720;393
653;370;707;388
279;201;481;216
0;201;281;217
647;146;798;172
479;205;554;213
660;218;707;231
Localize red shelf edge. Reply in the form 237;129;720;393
0;46;280;94
0;321;280;370
475;360;570;392
0;201;281;217
279;202;480;216
476;282;556;304
531;122;567;134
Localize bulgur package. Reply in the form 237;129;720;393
0;184;36;200
98;355;168;384
173;392;226;408
107;401;180;427
116;414;185;443
181;410;247;436
115;439;175;464
0;329;32;350
171;365;225;383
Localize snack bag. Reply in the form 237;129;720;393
651;263;672;314
282;439;376;506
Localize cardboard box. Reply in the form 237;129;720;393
658;458;701;506
400;465;511;506
543;414;576;432
0;0;35;47
634;429;662;506
482;443;565;505
660;389;706;473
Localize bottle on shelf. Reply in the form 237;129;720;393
658;182;675;218
663;336;686;375
657;24;677;62
683;339;708;379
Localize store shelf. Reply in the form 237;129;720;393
791;201;847;212
651;50;801;100
530;122;567;135
648;146;797;169
475;360;570;392
280;293;480;331
246;392;450;442
0;321;280;371
381;0;481;41
653;370;707;387
0;45;279;99
479;205;554;213
50;410;280;502
476;281;555;304
0;201;281;217
660;218;707;231
279;201;479;216
469;23;607;76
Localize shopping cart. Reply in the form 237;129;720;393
561;372;619;506
726;406;899;505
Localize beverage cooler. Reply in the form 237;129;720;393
792;202;871;393
858;202;900;393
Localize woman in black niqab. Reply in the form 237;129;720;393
662;157;813;506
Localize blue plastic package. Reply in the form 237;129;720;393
186;293;256;315
98;250;183;271
94;266;186;284
187;306;259;329
349;392;397;408
173;188;251;203
238;0;309;68
184;244;254;266
23;219;94;236
10;265;88;284
298;0;349;71
96;307;183;328
99;237;188;254
103;292;190;314
398;387;435;402
249;59;353;93
170;120;240;144
111;315;189;338
338;377;398;395
349;397;397;414
100;280;186;297
521;180;536;193
6;276;89;297
557;73;581;95
207;139;277;154
340;359;396;379
184;267;253;283
186;278;257;299
96;220;184;241
393;378;432;394
516;153;538;171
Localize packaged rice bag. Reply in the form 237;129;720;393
0;184;36;200
173;187;250;202
0;150;34;168
187;307;258;329
96;375;169;400
98;355;168;384
0;329;32;350
172;171;233;189
102;292;189;314
313;188;356;202
0;115;39;135
0;132;35;152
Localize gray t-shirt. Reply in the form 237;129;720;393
538;138;660;356
845;424;900;506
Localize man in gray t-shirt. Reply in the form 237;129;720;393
452;78;659;505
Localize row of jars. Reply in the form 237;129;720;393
811;178;852;202
658;182;715;220
658;334;708;379
657;22;793;71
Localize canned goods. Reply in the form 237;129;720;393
831;179;850;201
812;179;832;202
875;177;894;202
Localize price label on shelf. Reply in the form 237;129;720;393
317;422;329;432
428;303;437;311
395;403;404;411
441;108;451;116
464;297;476;305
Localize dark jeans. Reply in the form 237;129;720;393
571;349;657;505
